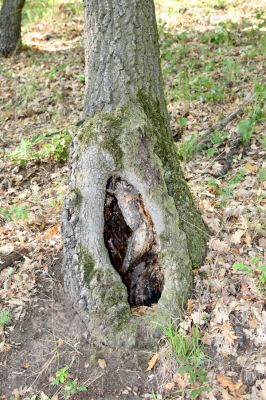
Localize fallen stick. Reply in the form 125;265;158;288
198;92;256;146
212;136;242;178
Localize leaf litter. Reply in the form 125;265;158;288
0;0;265;399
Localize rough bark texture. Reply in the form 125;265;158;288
62;0;208;348
0;0;25;57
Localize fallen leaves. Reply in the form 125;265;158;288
245;162;258;173
209;238;230;253
97;358;107;369
146;353;159;372
230;229;245;245
44;224;60;240
217;374;246;397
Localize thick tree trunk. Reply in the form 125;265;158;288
62;0;208;348
0;0;25;57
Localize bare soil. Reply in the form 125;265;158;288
0;259;157;399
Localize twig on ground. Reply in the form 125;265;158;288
212;135;242;178
198;92;256;145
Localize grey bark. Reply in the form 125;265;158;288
62;0;208;348
0;0;25;56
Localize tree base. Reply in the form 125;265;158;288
62;101;207;348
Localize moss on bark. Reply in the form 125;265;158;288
77;94;207;267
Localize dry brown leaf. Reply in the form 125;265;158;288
230;229;245;245
186;298;194;315
98;358;107;369
44;225;60;240
245;162;258;172
221;322;238;345
209;238;230;253
258;237;266;248
131;305;157;316
173;372;189;388
146;352;159;371
248;314;259;329
164;381;175;390
217;374;246;396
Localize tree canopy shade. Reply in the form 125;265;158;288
62;0;208;348
0;0;25;56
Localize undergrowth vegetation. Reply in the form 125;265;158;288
6;130;72;166
0;0;265;399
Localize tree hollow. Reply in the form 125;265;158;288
104;176;164;307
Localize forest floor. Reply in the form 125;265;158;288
0;0;265;399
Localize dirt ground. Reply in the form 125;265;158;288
0;0;265;399
0;259;158;399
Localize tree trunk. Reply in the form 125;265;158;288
62;0;208;348
0;0;25;57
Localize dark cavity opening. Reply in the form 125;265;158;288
104;176;164;308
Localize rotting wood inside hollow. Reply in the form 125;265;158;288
104;176;164;307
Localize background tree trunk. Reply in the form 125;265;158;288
62;0;208;348
0;0;25;56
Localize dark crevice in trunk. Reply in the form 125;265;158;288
104;176;164;308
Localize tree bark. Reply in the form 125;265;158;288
62;0;208;348
0;0;25;57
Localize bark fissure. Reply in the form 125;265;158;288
104;176;164;307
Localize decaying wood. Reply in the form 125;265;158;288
104;177;163;307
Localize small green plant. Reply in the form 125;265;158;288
177;365;209;399
207;178;220;188
0;205;28;222
47;64;67;80
165;324;209;399
7;130;71;166
258;168;266;182
238;119;254;143
232;260;266;286
222;58;242;82
190;75;225;103
165;324;206;366
210;130;229;145
178;116;188;129
178;135;199;161
261;136;266;149
206;147;217;157
0;309;12;327
51;366;69;384
218;186;233;199
229;168;246;185
200;25;229;45
232;262;252;275
18;79;39;102
77;73;85;82
51;366;87;399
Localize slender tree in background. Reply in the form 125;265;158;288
0;0;25;56
62;0;208;348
